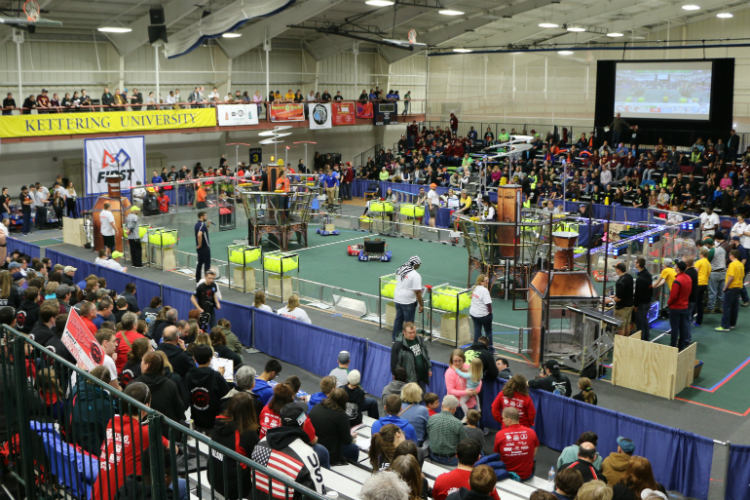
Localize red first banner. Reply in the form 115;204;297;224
270;103;305;122
61;308;104;370
356;102;374;119
331;102;356;125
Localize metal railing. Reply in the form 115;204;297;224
0;324;328;500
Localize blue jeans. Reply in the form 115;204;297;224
360;397;380;419
722;288;741;329
635;303;651;341
708;271;725;310
21;211;31;234
392;301;417;342
669;308;690;351
341;443;360;463
741;280;749;303
313;443;331;470
430;451;458;467
471;313;493;343
169;478;188;500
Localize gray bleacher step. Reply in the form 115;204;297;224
321;467;363;500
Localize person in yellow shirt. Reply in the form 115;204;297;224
654;259;677;292
284;89;295;102
693;247;711;326
716;249;745;331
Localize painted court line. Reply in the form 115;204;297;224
690;354;750;393
296;236;366;252
674;397;750;417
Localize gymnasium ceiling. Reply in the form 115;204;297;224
1;0;748;62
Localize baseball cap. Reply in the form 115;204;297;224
732;236;740;241
715;231;725;240
338;351;350;364
7;262;21;269
544;359;561;373
280;402;307;427
129;206;141;212
617;436;635;454
53;264;65;272
640;489;667;500
430;183;437;188
348;370;361;386
702;238;714;246
111;251;124;259
55;284;73;296
42;88;48;92
63;265;77;273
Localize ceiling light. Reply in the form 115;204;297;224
682;4;700;10
453;48;473;53
538;22;559;28
716;12;733;17
558;50;574;55
365;0;395;6
439;9;464;15
222;32;242;38
566;26;586;32
607;32;624;37
97;26;132;33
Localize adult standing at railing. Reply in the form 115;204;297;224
608;113;631;146
2;93;15;115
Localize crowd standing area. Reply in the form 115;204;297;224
1;118;748;500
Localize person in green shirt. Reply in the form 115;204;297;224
426;395;467;466
379;167;390;181
498;128;510;143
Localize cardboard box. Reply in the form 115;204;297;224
232;267;256;292
268;275;293;302
440;313;471;344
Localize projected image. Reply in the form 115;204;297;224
614;62;712;120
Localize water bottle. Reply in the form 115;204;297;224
547;467;555;489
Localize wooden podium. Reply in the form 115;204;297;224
92;176;131;252
612;331;696;400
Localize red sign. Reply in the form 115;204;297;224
332;102;356;125
61;308;104;369
270;103;305;122
356;102;374;119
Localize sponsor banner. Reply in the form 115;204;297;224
356;101;374;119
0;108;217;138
270;103;305;122
61;308;103;370
308;103;332;130
332;102;356;126
84;136;146;195
217;104;259;126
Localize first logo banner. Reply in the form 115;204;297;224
0;108;217;138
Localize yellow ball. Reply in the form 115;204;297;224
381;283;396;298
148;230;176;246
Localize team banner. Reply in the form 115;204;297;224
0;108;217;138
332;102;356;126
308;103;332;130
356;101;374;119
61;308;104;370
270;103;305;122
84;136;146;195
217;104;260;126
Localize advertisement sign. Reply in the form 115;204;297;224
0;108;217;138
332;102;356;126
61;308;104;370
250;147;262;164
308;103;332;130
270;103;305;122
217;104;260;126
84;136;146;195
356;102;374;119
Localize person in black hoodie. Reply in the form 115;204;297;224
116;446;175;500
30;304;57;346
132;352;188;425
528;359;572;397
209;393;260;499
157;326;194;380
210;327;243;370
464;336;499;379
446;465;497;500
185;344;230;431
153;350;190;408
251;402;326;499
44;314;76;365
119;337;150;389
308;388;359;465
150;306;176;344
15;286;40;334
633;257;653;341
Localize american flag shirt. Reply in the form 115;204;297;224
252;438;313;500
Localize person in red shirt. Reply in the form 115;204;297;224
157;188;170;213
91;382;169;500
259;383;316;443
491;375;536;429
79;302;99;335
432;440;500;500
668;260;692;350
493;407;539;481
114;312;145;373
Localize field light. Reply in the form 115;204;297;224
97;27;132;33
716;12;733;18
607;32;624;37
222;33;242;38
365;0;395;6
682;4;700;10
558;51;574;55
538;22;559;28
439;9;464;15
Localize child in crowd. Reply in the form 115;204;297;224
454;356;484;418
464;409;484;449
424;392;440;416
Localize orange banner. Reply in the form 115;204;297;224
270;103;305;122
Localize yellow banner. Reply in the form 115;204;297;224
0;108;217;138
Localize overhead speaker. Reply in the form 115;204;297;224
149;7;165;25
148;25;168;44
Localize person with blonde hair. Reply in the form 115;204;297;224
469;274;493;342
399;382;430;446
454;357;484;419
253;290;273;313
576;480;613;500
276;294;311;323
